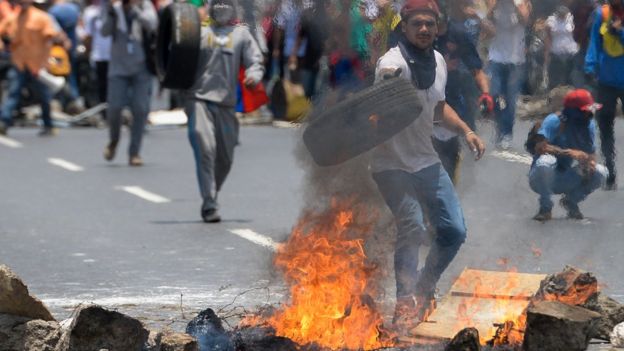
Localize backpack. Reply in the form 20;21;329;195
600;5;624;57
142;28;157;75
525;120;546;155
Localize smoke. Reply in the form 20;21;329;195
290;112;398;301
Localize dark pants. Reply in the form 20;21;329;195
596;84;624;179
0;67;52;128
432;137;461;184
433;89;469;184
95;61;109;104
548;54;575;89
185;100;239;213
373;164;466;299
106;70;152;157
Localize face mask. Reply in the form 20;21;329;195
211;4;235;26
562;107;590;126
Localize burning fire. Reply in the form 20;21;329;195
267;199;393;350
451;267;530;345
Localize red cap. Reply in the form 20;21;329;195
563;89;603;112
401;0;441;20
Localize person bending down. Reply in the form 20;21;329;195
528;89;608;221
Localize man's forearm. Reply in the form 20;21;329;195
473;69;489;94
439;102;472;135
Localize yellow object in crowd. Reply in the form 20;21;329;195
600;5;624;58
48;45;71;76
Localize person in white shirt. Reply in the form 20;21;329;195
372;0;485;333
486;0;532;150
83;0;112;105
545;5;579;89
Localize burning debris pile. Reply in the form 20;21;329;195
2;261;624;351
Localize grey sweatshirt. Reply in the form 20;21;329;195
101;0;157;77
189;24;265;107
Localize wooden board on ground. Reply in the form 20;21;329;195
411;268;547;342
449;269;547;300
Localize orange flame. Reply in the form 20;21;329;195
267;199;393;350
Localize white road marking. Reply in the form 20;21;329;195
229;229;280;251
48;158;85;172
116;186;171;204
0;136;23;148
491;150;533;165
272;120;300;129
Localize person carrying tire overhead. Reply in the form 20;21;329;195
100;0;157;166
184;0;264;223
371;0;485;334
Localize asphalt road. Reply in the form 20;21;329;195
2;118;624;332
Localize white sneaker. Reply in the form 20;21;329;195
497;135;513;150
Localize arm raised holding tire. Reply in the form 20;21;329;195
241;28;264;88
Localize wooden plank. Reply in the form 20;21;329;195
409;268;547;342
449;269;547;300
412;295;530;341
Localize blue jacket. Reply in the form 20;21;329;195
585;6;624;89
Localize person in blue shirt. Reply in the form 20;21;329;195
528;89;608;221
49;0;82;111
584;0;624;190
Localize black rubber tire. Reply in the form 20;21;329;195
303;78;423;167
156;3;201;90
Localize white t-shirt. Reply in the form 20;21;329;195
546;13;579;56
83;4;112;63
371;46;446;174
488;0;527;64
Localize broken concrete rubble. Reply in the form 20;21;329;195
444;328;480;351
0;265;55;321
3;263;624;351
161;330;199;351
523;300;601;351
582;293;624;341
534;266;598;306
56;304;149;351
0;313;62;351
611;322;624;347
144;330;163;351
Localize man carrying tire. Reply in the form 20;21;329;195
184;0;264;223
372;0;485;334
101;0;157;166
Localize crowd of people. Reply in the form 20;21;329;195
0;0;623;336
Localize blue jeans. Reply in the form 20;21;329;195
1;68;52;128
529;155;607;211
300;67;319;99
489;62;525;139
106;70;152;157
373;164;467;299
